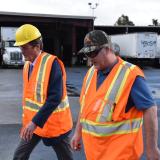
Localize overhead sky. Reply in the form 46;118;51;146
0;0;159;26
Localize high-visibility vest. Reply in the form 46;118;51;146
80;57;144;160
22;52;72;138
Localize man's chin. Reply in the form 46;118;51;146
93;64;100;70
93;64;105;71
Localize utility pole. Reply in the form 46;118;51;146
88;2;99;30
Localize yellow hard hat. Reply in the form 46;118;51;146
14;24;41;46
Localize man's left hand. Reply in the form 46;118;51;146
20;121;37;141
146;147;160;160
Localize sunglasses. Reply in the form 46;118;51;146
85;48;102;58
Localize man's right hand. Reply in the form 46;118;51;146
70;132;82;151
20;121;37;141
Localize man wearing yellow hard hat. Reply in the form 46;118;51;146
13;24;73;160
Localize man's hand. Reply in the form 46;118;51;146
70;132;82;151
20;121;37;141
144;106;160;160
70;112;82;151
146;147;160;160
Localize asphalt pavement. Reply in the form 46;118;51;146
0;67;160;160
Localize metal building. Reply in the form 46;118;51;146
0;11;93;66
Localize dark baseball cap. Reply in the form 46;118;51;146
78;30;110;54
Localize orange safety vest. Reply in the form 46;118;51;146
22;52;72;138
80;57;144;160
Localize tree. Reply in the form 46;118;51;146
152;19;159;26
114;14;135;26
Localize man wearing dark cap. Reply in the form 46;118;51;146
71;30;160;160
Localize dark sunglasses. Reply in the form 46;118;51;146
85;48;102;58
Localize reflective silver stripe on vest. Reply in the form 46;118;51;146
36;54;51;102
99;62;133;122
25;100;41;111
58;97;69;109
25;96;69;112
25;97;69;112
81;118;142;137
99;103;114;122
80;66;95;113
85;66;95;94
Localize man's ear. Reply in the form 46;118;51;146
111;43;120;55
35;44;41;50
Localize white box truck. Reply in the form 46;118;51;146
0;27;24;66
110;32;157;59
156;35;160;65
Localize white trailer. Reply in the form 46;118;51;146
110;32;157;59
1;27;18;41
0;27;24;66
156;35;160;57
